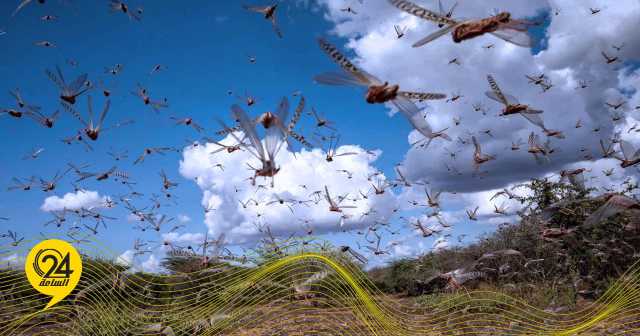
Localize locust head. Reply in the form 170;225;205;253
494;12;512;23
258;111;278;129
61;95;77;105
8;109;22;118
86;129;99;141
265;5;277;18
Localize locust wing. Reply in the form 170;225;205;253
391;96;433;139
316;38;380;86
230;104;265;161
399;91;447;101
387;0;457;26
485;75;509;106
412;24;458;47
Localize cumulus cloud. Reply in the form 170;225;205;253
316;0;640;194
177;214;192;223
300;1;640;260
116;250;135;267
2;253;25;269
162;232;205;247
432;236;450;252
392;242;413;258
173;0;639;259
141;254;161;273
180;134;398;244
117;249;162;273
40;190;108;212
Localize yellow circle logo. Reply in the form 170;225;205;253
25;239;82;310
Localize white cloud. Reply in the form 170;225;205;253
116;250;135;267
115;232;206;274
161;232;204;247
40;190;108;212
177;214;191;223
180;135;398;244
432;236;450;251
392;242;413;258
1;253;25;269
170;0;640;259
141;254;161;273
316;0;640;194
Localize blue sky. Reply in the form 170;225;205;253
2;1;638;270
0;1;421;257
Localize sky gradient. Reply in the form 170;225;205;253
1;0;639;272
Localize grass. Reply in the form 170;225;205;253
1;179;639;334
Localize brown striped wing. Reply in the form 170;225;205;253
317;38;374;85
215;125;241;136
388;0;457;25
289;130;313;148
486;75;509;105
399;92;447;101
585;195;640;227
287;96;305;134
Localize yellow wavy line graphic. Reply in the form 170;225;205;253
1;239;640;335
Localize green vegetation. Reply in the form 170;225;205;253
1;179;639;334
369;178;640;311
